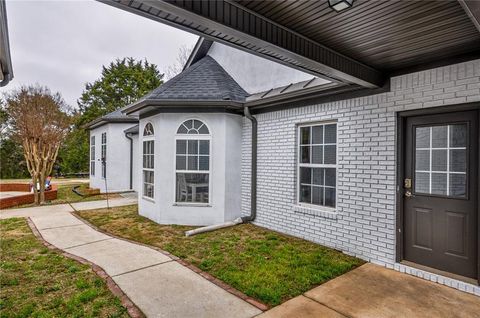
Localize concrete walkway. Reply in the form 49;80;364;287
259;263;480;318
0;197;137;219
0;200;261;318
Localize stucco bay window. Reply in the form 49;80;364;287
143;123;154;199
175;119;210;204
298;122;337;209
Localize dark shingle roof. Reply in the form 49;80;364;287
85;107;137;129
140;56;248;102
124;124;139;135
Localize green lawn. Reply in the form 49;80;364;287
77;205;364;307
0;218;129;317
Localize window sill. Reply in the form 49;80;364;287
292;204;338;220
142;196;155;203
173;203;211;207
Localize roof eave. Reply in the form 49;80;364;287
123;99;244;115
0;1;13;87
84;117;138;130
183;37;213;70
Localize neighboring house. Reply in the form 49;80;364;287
86;109;139;193
98;0;480;295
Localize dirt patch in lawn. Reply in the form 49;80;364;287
77;205;365;307
0;218;128;317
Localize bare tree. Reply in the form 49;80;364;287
164;45;194;80
4;85;71;204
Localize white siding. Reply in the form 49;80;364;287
89;123;137;193
207;42;329;94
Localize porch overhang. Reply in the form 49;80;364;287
100;0;385;88
100;0;480;91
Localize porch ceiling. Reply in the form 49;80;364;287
102;0;480;89
237;0;480;72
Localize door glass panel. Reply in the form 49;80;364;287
416;127;430;148
431;173;447;195
450;124;467;147
432;126;447;148
415;172;430;193
449;174;466;197
415;150;430;171
450;149;466;172
432;149;447;171
414;124;467;198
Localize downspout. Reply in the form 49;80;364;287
125;132;133;190
185;106;257;237
241;106;257;222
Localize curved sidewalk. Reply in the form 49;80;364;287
1;200;262;318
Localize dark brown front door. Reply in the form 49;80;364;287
404;110;478;279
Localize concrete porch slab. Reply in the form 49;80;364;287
113;261;262;318
304;263;480;318
40;224;111;249
257;295;346;318
67;238;172;276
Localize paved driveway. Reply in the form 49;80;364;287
259;263;480;318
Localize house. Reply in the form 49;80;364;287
86;109;139;193
97;0;480;295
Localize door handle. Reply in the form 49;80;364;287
405;190;414;198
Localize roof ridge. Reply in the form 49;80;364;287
132;55;248;104
208;56;249;100
149;57;211;96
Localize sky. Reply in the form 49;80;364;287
0;0;198;107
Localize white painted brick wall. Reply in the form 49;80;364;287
241;59;480;290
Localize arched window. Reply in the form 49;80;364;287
142;123;154;199
143;122;154;136
175;119;210;204
176;119;209;134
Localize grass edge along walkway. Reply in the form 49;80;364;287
0;217;142;318
76;205;365;307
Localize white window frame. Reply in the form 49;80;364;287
174;119;212;206
142;123;155;200
101;132;106;179
297;121;338;212
90;136;95;176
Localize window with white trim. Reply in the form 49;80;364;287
101;132;106;179
175;119;210;204
298;122;337;208
143;123;154;199
90;136;95;176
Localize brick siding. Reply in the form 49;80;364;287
241;59;480;293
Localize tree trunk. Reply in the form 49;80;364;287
39;174;45;204
32;175;39;205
